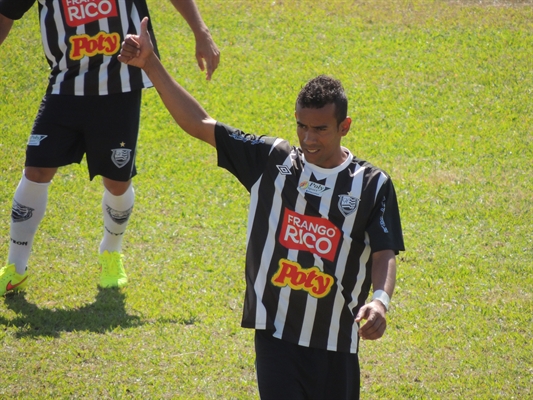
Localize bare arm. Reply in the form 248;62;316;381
119;17;216;147
0;13;13;46
355;249;397;340
169;0;220;80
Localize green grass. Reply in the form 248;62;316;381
1;0;532;398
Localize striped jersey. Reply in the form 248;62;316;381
0;0;157;95
215;122;405;354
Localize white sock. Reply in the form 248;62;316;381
99;184;134;254
8;173;50;275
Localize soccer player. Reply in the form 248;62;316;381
0;0;220;295
119;18;404;399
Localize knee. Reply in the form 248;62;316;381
103;178;132;196
24;167;57;183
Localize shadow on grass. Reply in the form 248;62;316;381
1;287;142;338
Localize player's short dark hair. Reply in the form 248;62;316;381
296;75;348;125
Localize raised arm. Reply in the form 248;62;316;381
169;0;220;80
355;249;397;340
119;17;216;147
0;13;13;46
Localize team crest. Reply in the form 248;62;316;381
111;148;132;168
12;200;34;223
338;194;360;217
106;205;133;225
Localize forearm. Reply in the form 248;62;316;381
371;249;397;298
143;54;216;146
169;0;210;38
0;13;13;46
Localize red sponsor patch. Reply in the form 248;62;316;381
62;0;118;27
279;208;341;262
271;259;334;298
69;31;120;60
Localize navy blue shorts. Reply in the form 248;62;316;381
254;330;360;400
25;91;142;181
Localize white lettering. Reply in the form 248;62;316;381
68;6;84;20
315;237;332;254
284;225;299;243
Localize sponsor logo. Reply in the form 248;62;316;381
299;180;330;197
70;31;121;60
62;0;118;27
338;194;359;217
111;147;132;168
28;135;47;146
276;165;292;175
10;238;29;246
12;200;34;223
279;208;341;262
229;132;265;145
271;258;334;298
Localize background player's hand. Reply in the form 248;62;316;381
118;17;154;70
194;32;220;80
355;300;387;340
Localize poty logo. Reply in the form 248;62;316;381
279;208;341;262
70;32;121;60
299;180;330;197
271;259;334;298
62;0;118;27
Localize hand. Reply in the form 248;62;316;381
118;17;154;69
194;32;220;80
355;300;387;340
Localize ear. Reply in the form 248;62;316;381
340;117;352;136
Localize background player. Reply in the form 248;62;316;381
0;0;220;295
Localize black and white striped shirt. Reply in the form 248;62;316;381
0;0;156;95
216;122;404;354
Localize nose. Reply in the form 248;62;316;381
302;128;317;145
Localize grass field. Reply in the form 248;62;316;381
1;0;532;398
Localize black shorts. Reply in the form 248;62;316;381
254;330;360;400
25;91;142;181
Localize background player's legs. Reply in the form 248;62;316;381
100;177;134;254
8;167;57;274
98;177;134;288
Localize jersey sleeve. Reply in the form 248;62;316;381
0;0;36;20
365;177;405;254
215;122;278;192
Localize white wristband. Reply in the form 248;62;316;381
372;290;390;311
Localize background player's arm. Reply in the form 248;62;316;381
119;18;216;147
0;13;13;46
169;0;220;80
355;249;397;340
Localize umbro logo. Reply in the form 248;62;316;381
277;165;292;175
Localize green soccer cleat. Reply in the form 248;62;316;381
0;264;29;296
99;251;128;288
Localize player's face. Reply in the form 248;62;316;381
295;103;351;169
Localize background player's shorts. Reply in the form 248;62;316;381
25;90;142;181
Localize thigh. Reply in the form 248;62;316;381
255;330;307;400
25;94;87;168
254;330;360;400
83;90;142;181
